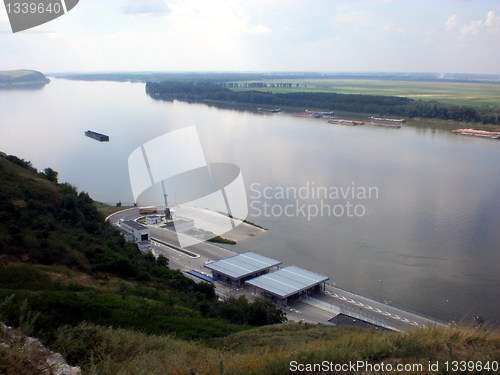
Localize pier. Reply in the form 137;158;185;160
108;207;443;331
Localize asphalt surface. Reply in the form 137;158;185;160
107;208;444;331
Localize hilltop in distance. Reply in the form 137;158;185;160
0;69;50;89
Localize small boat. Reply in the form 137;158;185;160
452;129;500;139
85;130;109;142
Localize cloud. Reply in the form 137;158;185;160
383;21;405;34
484;10;500;34
247;24;271;34
121;0;170;16
446;15;460;32
459;11;500;37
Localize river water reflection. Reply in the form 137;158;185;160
1;79;499;324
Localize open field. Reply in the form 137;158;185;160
231;79;500;107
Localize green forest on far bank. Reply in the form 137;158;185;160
146;81;500;126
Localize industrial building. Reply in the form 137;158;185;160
246;265;329;306
204;252;282;287
120;220;150;242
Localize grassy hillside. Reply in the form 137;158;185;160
1;152;499;374
0;153;284;342
3;320;497;374
0;70;50;88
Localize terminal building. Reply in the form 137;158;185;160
246;265;329;306
204;252;282;287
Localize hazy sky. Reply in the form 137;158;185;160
1;0;499;74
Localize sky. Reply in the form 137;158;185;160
1;0;500;74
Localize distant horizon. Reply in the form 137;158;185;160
46;70;500;80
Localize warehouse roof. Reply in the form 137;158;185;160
204;252;281;279
123;220;148;231
246;265;329;298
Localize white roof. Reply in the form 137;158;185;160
204;252;281;279
246;265;329;298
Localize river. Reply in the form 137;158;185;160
1;78;499;324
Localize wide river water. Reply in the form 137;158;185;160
1;79;499;324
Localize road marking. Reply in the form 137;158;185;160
347;299;355;303
374;308;382;313
393;315;401;320
333;293;338;297
356;302;364;307
366;305;373;310
411;321;419;326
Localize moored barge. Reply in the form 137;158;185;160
368;116;406;123
366;122;401;129
452;129;500;139
292;112;321;118
328;119;365;126
256;108;281;112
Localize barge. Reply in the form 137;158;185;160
328;119;365;126
85;130;109;142
305;110;335;116
452;129;500;139
366;122;401;129
256;108;281;112
292;112;321;118
369;116;405;123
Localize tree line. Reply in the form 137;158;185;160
146;81;500;125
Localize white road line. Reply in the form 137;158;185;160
366;305;373;310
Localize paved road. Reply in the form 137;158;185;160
107;209;444;331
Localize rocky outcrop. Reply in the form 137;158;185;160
0;322;81;375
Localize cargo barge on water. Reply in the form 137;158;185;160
328;119;365;126
452;129;500;139
256;108;281;112
305;110;335;116
85;130;109;142
292;112;322;118
366;122;401;129
369;116;406;123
